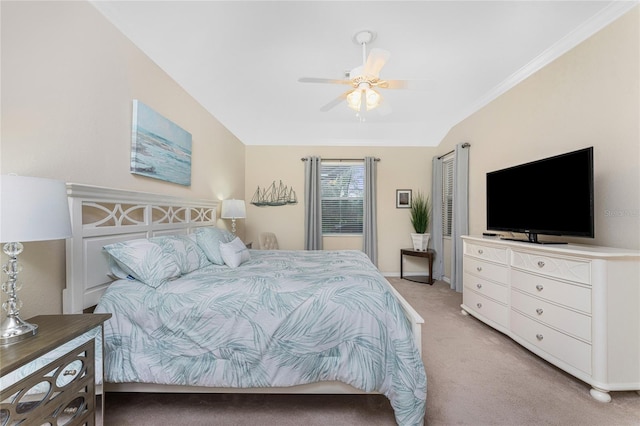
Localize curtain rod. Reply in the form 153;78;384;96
300;157;380;162
437;142;471;159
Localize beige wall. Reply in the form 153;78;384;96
1;1;245;317
245;146;436;275
437;6;639;251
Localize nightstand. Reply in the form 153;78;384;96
400;248;435;285
0;314;111;426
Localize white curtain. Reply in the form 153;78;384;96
450;142;470;292
430;156;444;281
363;157;378;266
304;156;322;250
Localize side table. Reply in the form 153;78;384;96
0;314;111;426
400;248;435;285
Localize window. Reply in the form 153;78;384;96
321;163;364;235
442;156;454;237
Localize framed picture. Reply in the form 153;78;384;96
131;100;192;186
396;189;412;208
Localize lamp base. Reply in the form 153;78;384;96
0;315;38;345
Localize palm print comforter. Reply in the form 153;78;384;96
95;249;426;425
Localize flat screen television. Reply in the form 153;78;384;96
486;147;594;244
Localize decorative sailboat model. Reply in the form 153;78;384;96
251;180;298;207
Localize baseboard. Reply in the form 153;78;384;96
383;272;430;278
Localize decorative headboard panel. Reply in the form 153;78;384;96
64;184;218;314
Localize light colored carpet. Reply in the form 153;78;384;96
100;279;640;425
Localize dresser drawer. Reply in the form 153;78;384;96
464;272;508;304
511;250;591;284
463;289;508;328
511;310;591;375
511;270;591;314
464;242;508;264
464;256;509;284
511;289;591;342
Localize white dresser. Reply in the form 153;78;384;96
461;235;640;402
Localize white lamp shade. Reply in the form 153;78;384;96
221;199;246;219
0;175;72;243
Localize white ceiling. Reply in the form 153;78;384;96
90;1;634;147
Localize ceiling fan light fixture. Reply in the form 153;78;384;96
365;88;381;110
346;89;362;111
346;87;381;112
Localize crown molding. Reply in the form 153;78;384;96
454;1;639;128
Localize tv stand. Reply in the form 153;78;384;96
461;236;640;402
500;233;567;244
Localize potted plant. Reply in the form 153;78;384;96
410;191;431;251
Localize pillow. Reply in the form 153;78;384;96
195;227;235;265
103;239;182;288
219;237;251;268
150;235;211;274
106;256;135;280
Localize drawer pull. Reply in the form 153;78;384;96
536;334;544;341
476;283;482;289
478;249;484;255
63;369;77;376
476;303;482;309
536;308;544;315
537;261;545;268
476;266;483;272
535;284;544;291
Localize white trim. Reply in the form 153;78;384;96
104;381;368;395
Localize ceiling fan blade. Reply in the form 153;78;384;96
299;77;350;85
376;79;433;90
348;65;364;79
320;90;351;112
364;48;390;78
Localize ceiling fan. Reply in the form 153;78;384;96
299;30;422;115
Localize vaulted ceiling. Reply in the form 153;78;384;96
91;1;633;147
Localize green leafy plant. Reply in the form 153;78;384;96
410;191;431;234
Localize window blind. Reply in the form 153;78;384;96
442;157;454;236
321;163;364;235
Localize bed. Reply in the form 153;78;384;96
63;183;427;425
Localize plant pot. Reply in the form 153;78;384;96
411;233;430;251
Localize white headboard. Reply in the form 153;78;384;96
64;184;218;314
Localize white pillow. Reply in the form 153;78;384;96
219;237;250;268
103;239;182;288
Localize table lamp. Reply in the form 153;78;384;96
0;175;72;345
221;199;246;234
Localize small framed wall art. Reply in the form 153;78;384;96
131;100;192;186
396;189;412;208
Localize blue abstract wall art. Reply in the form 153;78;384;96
131;100;192;186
